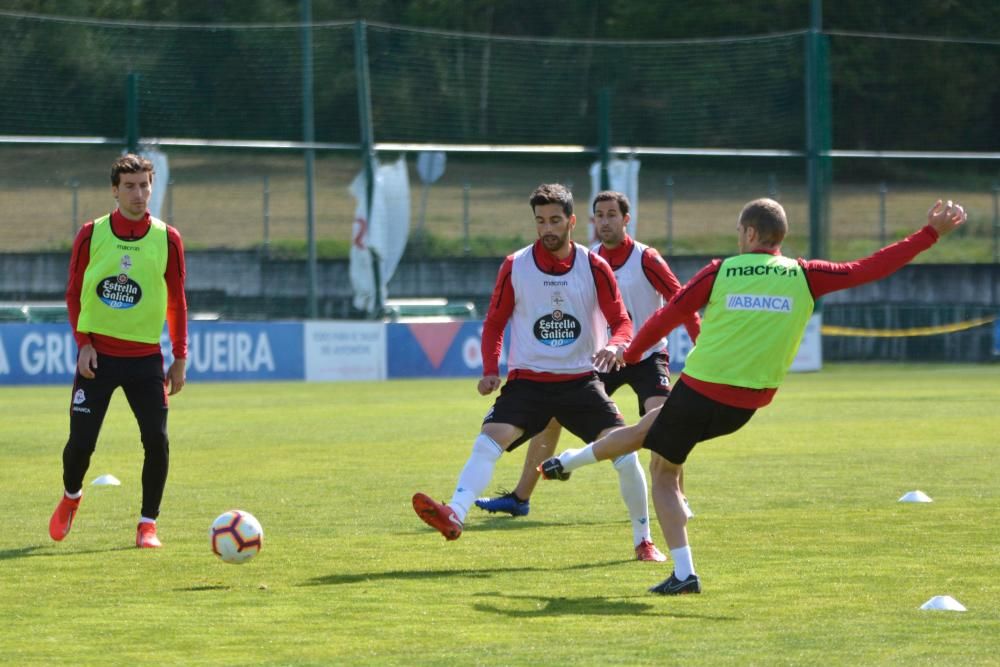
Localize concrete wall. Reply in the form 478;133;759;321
3;250;998;308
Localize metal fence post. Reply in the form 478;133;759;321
463;182;471;255
263;174;271;258
992;182;999;264
879;181;888;247
125;72;139;154
166;179;174;224
665;175;674;256
302;0;318;318
70;180;79;236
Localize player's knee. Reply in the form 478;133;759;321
611;451;639;470
649;455;681;487
473;433;504;461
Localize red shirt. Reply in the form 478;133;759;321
625;225;941;408
66;209;188;359
596;234;701;343
481;240;632;381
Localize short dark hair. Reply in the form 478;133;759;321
111;154;154;186
738;198;787;246
530;183;573;217
593;190;629;216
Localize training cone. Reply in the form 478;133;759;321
919;596;966;612
898;490;932;503
91;474;121;486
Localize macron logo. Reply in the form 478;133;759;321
726;294;793;313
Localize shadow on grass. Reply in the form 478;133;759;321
176;584;232;592
472;592;654;617
471;592;739;620
470;517;625;533
302;559;629;587
0;544;135;560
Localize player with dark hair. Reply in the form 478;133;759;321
412;183;657;548
49;153;188;549
475;190;700;562
539;197;967;594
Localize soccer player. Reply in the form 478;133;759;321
412;183;648;545
538;197;967;594
49;153;188;549
475;191;701;562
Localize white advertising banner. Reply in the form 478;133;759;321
304;321;386;382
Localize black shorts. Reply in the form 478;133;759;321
642;377;756;465
599;352;671;416
483;374;626;450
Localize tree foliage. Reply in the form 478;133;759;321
0;0;996;150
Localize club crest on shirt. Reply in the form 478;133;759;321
120;254;133;272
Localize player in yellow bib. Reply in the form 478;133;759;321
49;154;188;549
539;197;967;595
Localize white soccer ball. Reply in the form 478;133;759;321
210;510;263;564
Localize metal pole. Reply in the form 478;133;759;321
598;88;611;190
302;0;318;318
665;175;674;256
805;0;829;261
463;182;471;255
263;174;271;258
70;180;79;236
166;179;174;224
768;173;779;200
879;182;888;247
355;20;380;317
125;72;139;154
992;182;999;265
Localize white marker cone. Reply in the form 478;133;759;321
91;474;121;486
920;596;966;612
898;490;932;503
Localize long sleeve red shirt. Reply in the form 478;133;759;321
596;235;701;343
481;240;632;381
66;209;188;359
625;225;941;408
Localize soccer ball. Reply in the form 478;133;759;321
210;510;263;564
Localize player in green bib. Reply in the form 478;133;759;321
539;197;967;595
49;154;188;549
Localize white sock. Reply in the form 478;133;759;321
449;434;503;522
612;452;652;546
559;444;598;472
670;546;695;580
65;489;83;500
139;517;156;525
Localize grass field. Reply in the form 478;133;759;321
1;145;995;262
2;364;998;665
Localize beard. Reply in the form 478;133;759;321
541;232;567;252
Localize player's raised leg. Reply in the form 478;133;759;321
538;406;661;480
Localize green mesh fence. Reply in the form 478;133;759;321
1;13;807;148
364;26;805;148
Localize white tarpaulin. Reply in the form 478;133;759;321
139;148;169;220
588;158;640;243
349;156;411;315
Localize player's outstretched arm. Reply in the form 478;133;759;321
926;199;966;237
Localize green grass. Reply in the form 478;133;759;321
2;145;997;261
2;364;998;665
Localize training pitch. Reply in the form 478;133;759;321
1;364;997;665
